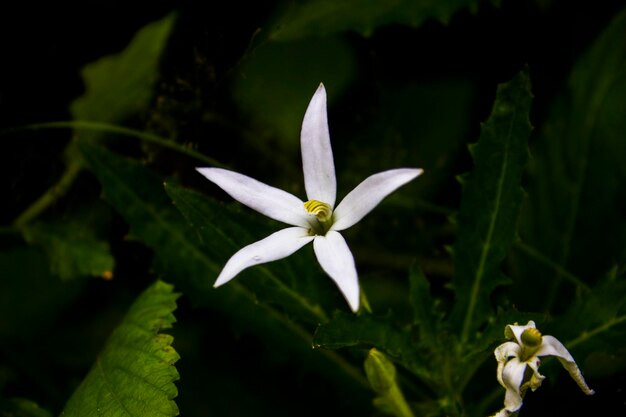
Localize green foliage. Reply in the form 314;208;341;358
562;271;626;350
71;13;176;123
364;349;416;417
268;0;497;40
450;69;533;344
234;38;356;152
515;9;626;311
22;219;113;280
408;265;440;343
314;312;408;353
0;399;53;417
60;281;180;417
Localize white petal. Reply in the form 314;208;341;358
494;342;521;388
197;167;309;227
500;358;527;414
538;335;595;395
494;341;522;362
525;357;546;391
331;168;423;231
490;409;511;417
504;320;536;345
313;231;359;311
301;83;336;206
214;227;314;287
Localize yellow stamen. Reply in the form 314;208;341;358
521;328;542;347
304;200;333;235
304;200;333;222
520;328;543;361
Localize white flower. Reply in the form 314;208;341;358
196;83;423;312
490;320;594;417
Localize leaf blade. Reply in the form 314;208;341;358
61;280;180;417
70;13;176;123
451;69;533;344
514;9;626;310
269;0;498;40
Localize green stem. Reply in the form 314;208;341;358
7;120;229;228
566;314;626;349
387;384;416;417
13;159;83;228
3;120;226;168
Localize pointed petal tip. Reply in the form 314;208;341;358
348;297;360;313
344;287;360;313
213;274;230;288
195;166;214;177
313;82;327;99
405;167;424;180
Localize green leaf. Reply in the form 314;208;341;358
268;0;498;40
0;398;53;417
71;13;176;123
22;218;114;281
314;312;430;381
450;68;533;345
13;14;175;233
515;9;626;309
408;264;440;344
60;280;180;417
555;271;626;378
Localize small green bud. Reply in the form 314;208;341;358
364;348;396;394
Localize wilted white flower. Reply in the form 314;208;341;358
490;320;594;417
197;83;423;312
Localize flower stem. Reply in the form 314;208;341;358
13;159;83;228
386;384;416;417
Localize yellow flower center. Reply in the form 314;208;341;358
519;328;542;361
304;200;333;235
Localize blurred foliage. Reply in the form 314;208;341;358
70;13;176;123
514;8;626;312
2;2;625;417
22;216;113;281
0;398;52;417
267;0;498;40
234;37;356;152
